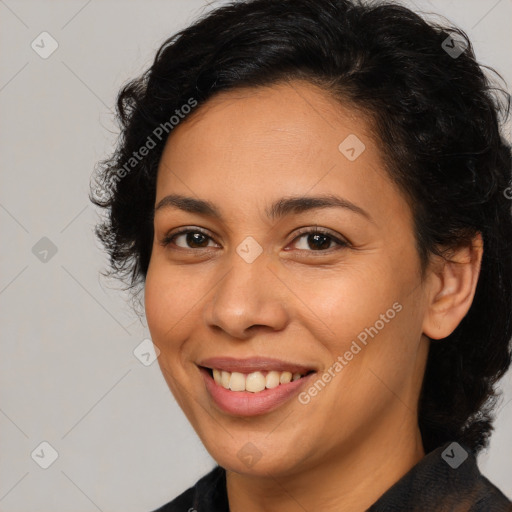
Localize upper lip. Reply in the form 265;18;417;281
198;356;317;374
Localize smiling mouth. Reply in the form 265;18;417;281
201;366;316;393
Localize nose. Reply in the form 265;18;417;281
203;252;290;339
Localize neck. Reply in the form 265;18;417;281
226;418;425;512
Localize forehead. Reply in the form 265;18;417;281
155;80;411;229
162;80;373;161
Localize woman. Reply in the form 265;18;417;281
90;0;512;510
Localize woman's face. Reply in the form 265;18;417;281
145;80;431;476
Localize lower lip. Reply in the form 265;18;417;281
199;367;316;416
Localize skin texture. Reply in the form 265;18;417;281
144;80;483;512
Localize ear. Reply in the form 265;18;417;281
422;232;483;340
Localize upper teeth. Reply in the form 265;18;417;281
212;369;305;393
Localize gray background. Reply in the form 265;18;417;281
0;0;511;510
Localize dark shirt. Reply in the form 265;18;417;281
152;441;512;511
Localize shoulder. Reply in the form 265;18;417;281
150;486;194;512
149;465;227;512
369;441;512;511
468;473;512;511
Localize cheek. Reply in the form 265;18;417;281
145;267;193;387
290;266;398;348
318;287;424;418
144;260;196;337
292;263;421;409
144;267;169;336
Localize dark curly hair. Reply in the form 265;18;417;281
89;0;512;456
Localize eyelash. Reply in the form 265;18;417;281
159;226;350;254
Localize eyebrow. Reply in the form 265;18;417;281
154;193;373;222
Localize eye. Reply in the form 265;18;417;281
159;226;350;253
159;228;218;250
288;228;349;252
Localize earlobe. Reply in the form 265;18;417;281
422;233;483;340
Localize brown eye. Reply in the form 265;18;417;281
160;229;217;249
290;229;349;252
